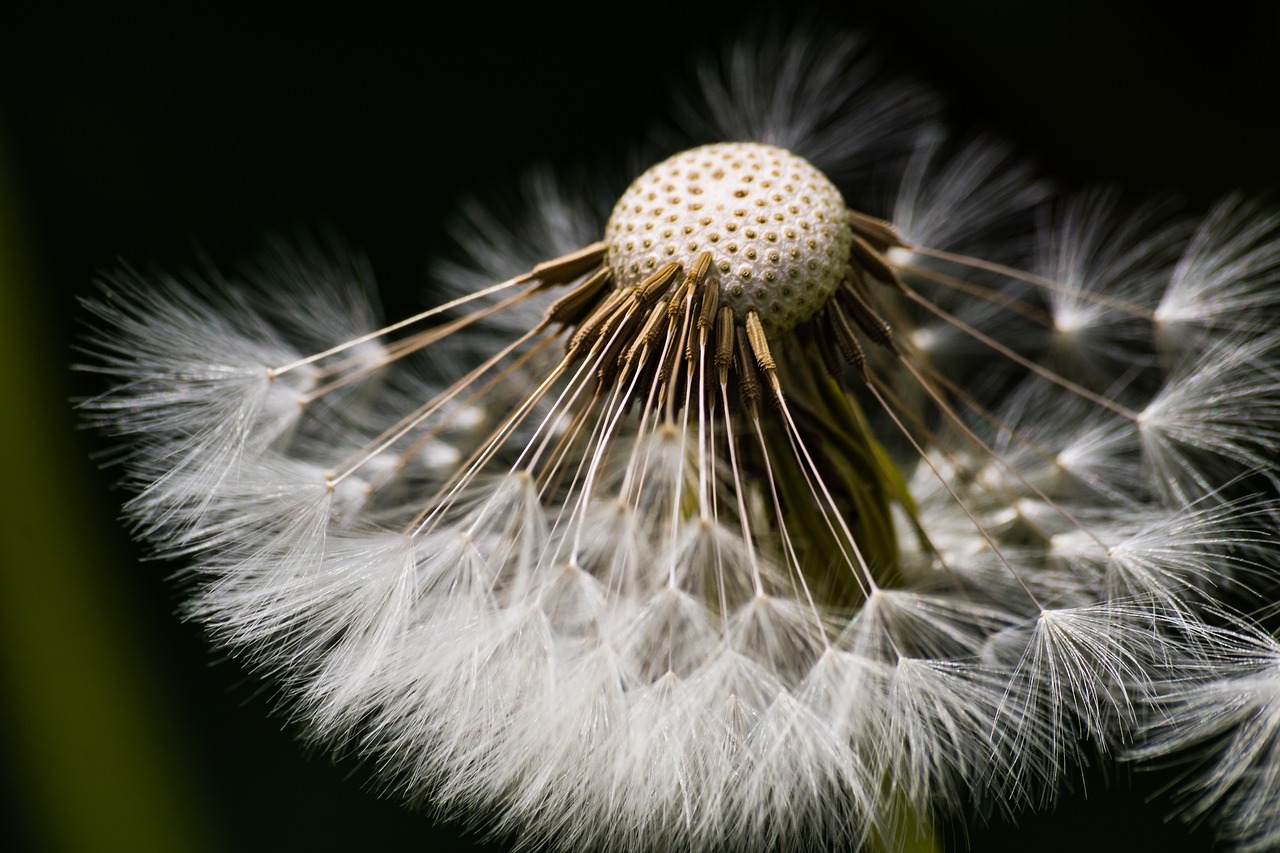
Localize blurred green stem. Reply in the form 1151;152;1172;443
0;123;209;852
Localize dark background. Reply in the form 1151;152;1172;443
2;2;1277;851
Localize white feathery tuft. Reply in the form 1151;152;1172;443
1156;194;1280;343
1135;630;1280;852
1138;332;1280;504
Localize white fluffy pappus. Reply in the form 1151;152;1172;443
78;25;1280;853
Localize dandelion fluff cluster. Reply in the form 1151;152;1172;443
80;27;1280;852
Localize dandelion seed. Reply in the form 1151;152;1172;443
1134;628;1280;852
78;25;1280;852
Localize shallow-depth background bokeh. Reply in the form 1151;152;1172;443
2;3;1278;851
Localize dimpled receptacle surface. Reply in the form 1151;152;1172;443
605;142;852;336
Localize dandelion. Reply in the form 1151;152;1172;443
79;26;1280;852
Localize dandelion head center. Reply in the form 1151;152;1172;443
605;142;852;336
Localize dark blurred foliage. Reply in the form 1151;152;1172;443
0;2;1276;851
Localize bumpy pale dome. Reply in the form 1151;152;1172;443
605;142;852;335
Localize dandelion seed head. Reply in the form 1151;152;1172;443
605;142;852;335
74;21;1280;853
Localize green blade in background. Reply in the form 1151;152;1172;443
0;120;211;853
